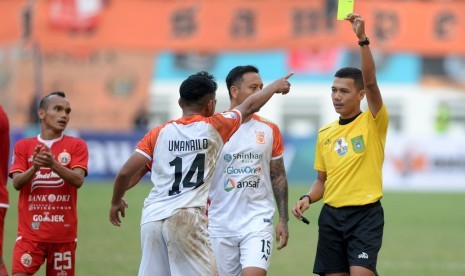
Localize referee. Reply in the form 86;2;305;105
292;13;389;276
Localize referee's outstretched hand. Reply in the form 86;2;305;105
345;13;366;41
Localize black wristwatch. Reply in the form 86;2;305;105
358;36;370;47
299;194;312;204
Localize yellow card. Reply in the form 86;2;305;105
337;0;354;20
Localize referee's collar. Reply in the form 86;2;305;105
339;112;362;125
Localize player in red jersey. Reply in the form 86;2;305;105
0;106;10;276
9;92;88;276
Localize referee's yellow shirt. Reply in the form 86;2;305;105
314;105;389;207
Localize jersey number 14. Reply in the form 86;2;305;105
169;153;205;196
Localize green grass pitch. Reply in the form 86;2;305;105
3;182;465;275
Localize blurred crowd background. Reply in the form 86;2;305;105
1;0;464;189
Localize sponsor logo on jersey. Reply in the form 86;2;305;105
224;152;263;164
256;130;265;144
31;221;40;230
236;178;260;189
21;253;33;267
28;194;71;202
58;151;71;165
33;212;65;222
31;170;64;191
57;270;68;276
263;218;273;223
220;111;237;119
29;203;72;211
225;166;261;175
351;135;366;153
223;154;233;162
224;178;236;192
334;137;348;156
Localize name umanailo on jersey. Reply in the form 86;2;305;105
136;110;242;225
9;135;89;243
315;105;389;208
208;114;284;237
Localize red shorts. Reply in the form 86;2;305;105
0;208;6;256
13;238;76;276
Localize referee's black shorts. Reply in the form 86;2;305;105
313;201;384;276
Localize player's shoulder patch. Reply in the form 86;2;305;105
220;111;237;119
62;135;87;148
318;123;333;134
319;119;340;133
254;114;275;124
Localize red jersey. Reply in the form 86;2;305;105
0;106;9;207
9;135;88;243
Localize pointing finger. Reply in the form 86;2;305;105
284;72;294;80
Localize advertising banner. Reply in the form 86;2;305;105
384;134;465;191
2;0;465;54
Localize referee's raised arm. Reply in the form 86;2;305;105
346;13;383;118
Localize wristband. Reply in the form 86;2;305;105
358;36;370;47
299;194;312;204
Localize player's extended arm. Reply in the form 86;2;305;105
292;171;326;220
235;73;293;120
110;152;149;227
270;157;289;250
346;13;383;117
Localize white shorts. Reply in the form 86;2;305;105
210;231;274;276
139;207;217;276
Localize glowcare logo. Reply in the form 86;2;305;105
225;166;262;176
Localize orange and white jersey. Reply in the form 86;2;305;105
208;114;284;237
136;110;242;224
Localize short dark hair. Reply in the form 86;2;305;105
226;65;259;98
334;67;364;91
39;91;66;109
179;71;217;106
